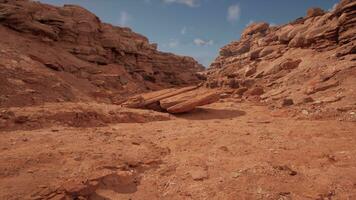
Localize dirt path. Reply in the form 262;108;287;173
1;102;356;199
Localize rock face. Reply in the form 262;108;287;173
0;0;204;107
205;0;356;114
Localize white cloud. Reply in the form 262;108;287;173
181;26;187;35
118;11;131;26
246;20;254;27
270;22;277;27
168;39;179;48
227;4;240;23
329;3;338;12
163;0;200;7
193;38;214;46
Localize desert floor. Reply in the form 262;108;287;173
1;101;356;200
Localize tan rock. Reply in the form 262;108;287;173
247;86;264;96
167;91;220;113
159;89;201;110
122;86;198;108
306;8;325;18
305;80;339;95
242;22;269;38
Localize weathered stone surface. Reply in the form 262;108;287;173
167;91;220;113
0;0;204;107
247;86;264;96
242;22;270;38
281;98;294;107
307;8;325;18
305;80;339;95
160;89;200;110
206;0;355;113
121;87;220;114
122;86;198;108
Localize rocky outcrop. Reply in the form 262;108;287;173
0;0;203;107
122;87;220;113
206;0;355;115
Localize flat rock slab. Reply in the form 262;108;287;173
167;91;220;113
121;87;220;113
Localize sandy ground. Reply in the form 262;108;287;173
1;101;356;200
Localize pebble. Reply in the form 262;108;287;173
231;170;243;178
190;169;208;181
301;110;309;115
282;98;294;107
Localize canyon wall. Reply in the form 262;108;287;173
0;0;204;107
205;0;355;119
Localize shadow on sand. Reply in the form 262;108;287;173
175;107;246;120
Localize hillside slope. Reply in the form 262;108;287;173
206;0;355;120
0;0;204;107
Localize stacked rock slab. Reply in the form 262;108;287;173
122;87;220;113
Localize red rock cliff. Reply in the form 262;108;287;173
0;0;204;107
205;0;355;119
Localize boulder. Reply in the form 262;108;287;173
281;98;294;107
159;89;200;110
247;86;264;96
242;22;270;38
121;87;220;114
122;86;198;108
307;8;325;18
167;91;220;113
305;80;339;95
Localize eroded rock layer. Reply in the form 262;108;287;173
122;86;220;114
206;0;356;120
0;0;204;107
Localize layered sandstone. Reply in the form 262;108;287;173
0;0;204;108
122;86;220;113
206;0;356;119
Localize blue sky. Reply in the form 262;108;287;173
38;0;339;67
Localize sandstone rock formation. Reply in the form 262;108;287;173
205;0;356;117
122;86;220;113
0;0;204;108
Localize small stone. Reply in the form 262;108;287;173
231;170;242;178
289;170;297;176
235;87;248;95
302;97;314;103
22;138;29;142
220;93;230;99
74;156;82;161
14;116;29;124
245;66;257;77
248;86;264;96
190;169;208;181
350;112;355;115
219;146;229;152
301;110;309;115
282;98;294;107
